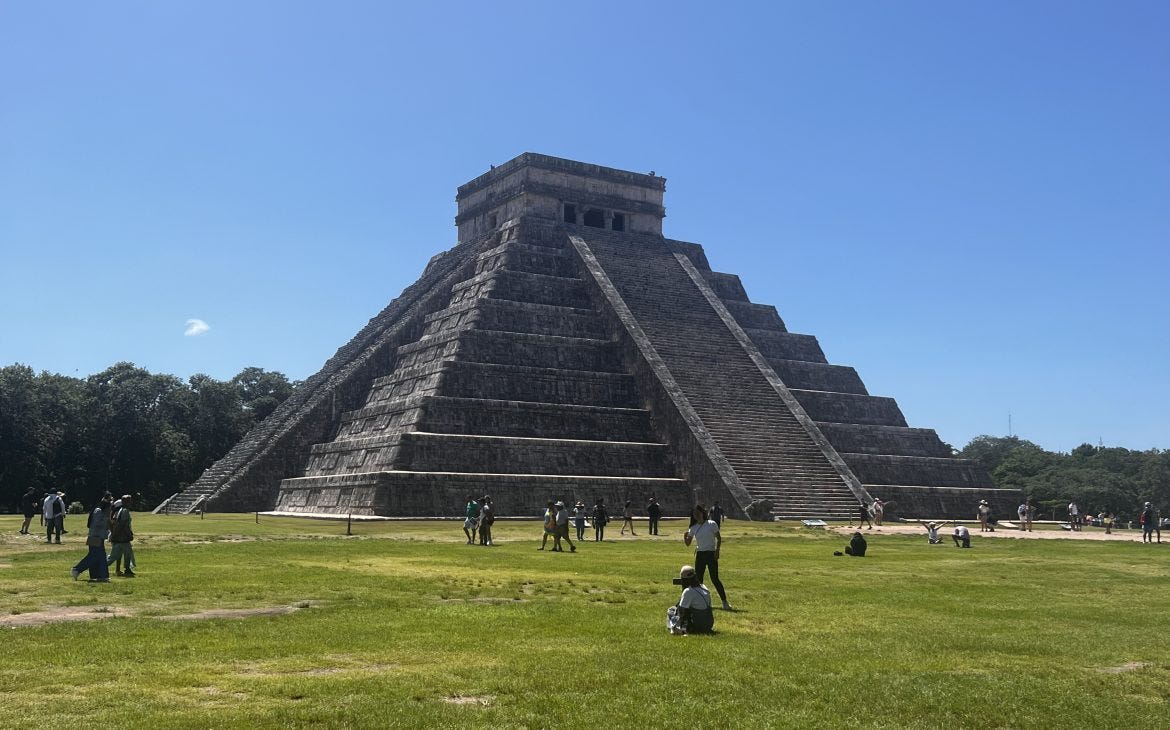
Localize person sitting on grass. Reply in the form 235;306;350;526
667;564;714;635
921;521;945;544
844;530;867;556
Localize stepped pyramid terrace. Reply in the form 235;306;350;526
166;153;1018;520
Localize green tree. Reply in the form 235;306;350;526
231;367;296;423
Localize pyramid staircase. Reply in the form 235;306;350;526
572;229;864;519
667;238;1013;518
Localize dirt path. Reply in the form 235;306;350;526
831;523;1162;542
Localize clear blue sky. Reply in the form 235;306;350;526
2;2;1167;454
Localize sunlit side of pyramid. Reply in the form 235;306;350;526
168;153;1019;519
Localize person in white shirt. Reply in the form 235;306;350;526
669;564;714;634
553;501;576;553
42;489;65;544
952;523;971;548
684;504;733;611
921;521;944;544
1068;501;1080;531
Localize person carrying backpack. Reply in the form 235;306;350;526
42;490;65;544
107;495;137;577
1141;502;1157;544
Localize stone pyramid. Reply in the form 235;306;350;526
168;153;1018;520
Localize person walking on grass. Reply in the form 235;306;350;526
977;500;992;532
478;496;494;546
850;502;873;530
106;495;136;577
684;504;733;611
592;498;608;542
1068;500;1081;531
43;489;65;544
573;501;587;541
462;494;479;544
553;501;576;553
620;500;638;536
539;500;556;551
20;486;39;535
710;502;724;526
1141;502;1156;544
72;494;112;582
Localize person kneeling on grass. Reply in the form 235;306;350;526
953;523;971;548
667;565;714;635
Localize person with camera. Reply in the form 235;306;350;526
684;504;734;611
667;564;714;635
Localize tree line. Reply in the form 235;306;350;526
0;363;296;512
2;364;1166;519
958;435;1170;521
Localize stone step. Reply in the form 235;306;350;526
417;396;655;442
449;268;591;309
397;433;676;478
720;299;786;331
702;271;749;301
439;361;640;408
817;423;952;459
276;471;691;518
741;328;828;364
452;330;622;372
766;359;868;395
790;390;908;427
843;454;995;490
474;241;577;278
422;298;605;340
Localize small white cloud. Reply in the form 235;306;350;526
184;318;211;337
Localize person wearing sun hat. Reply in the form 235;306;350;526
553;501;575;553
921;520;944;544
668;564;714;635
572;501;587;541
977;500;993;532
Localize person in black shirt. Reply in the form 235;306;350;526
646;497;662;535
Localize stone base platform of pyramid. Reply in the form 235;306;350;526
167;153;1018;520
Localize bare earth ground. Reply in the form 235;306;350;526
832;522;1163;542
0;602;318;628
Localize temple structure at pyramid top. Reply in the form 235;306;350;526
165;152;1019;520
456;153;667;242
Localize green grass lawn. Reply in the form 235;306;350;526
1;514;1167;728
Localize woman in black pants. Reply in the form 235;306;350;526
683;504;733;611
